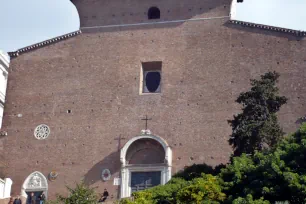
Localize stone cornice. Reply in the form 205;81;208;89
8;30;82;58
229;20;306;37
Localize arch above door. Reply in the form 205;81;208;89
21;171;48;198
120;135;172;198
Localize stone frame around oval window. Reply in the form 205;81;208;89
139;61;162;95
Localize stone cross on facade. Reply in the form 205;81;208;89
141;115;152;130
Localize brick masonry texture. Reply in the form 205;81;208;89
2;0;306;200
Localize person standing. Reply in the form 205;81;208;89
28;192;36;204
39;193;45;204
13;196;22;204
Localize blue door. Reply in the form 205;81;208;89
131;172;161;192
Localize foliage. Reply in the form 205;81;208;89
46;201;61;204
174;163;225;181
123;175;225;204
221;123;306;203
176;174;226;204
47;182;98;204
129;191;154;204
124;178;188;204
117;198;135;204
228;71;287;156
232;195;270;204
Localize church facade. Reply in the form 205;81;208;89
2;0;306;201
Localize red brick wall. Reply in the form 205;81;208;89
1;0;306;201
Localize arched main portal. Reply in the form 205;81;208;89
120;135;172;198
21;171;48;201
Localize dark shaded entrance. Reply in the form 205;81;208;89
131;172;161;192
26;191;43;204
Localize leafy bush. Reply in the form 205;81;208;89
221;123;306;203
174;163;226;181
124;178;188;204
176;174;226;204
47;182;98;204
232;195;270;204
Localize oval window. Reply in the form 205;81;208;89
145;72;161;92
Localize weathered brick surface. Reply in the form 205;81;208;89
1;0;306;200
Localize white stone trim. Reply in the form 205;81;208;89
0;178;12;199
21;171;48;199
120;135;172;198
120;135;172;167
0;51;10;68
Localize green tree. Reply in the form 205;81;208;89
173;163;225;181
232;195;270;204
122;178;188;204
47;182;98;204
228;71;287;156
221;123;306;203
176;174;226;204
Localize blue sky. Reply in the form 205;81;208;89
0;0;79;53
1;0;305;53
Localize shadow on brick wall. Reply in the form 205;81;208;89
83;151;121;186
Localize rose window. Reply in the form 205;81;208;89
34;124;50;140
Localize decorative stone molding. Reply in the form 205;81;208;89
8;30;82;58
140;129;151;135
229;20;306;37
0;130;7;137
48;171;58;182
120;134;172;198
101;169;111;181
120;134;172;167
34;124;50;140
21;171;48;198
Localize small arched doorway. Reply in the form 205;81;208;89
21;171;48;202
120;135;172;198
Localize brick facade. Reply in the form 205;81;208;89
1;0;306;201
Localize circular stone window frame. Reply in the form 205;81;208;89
34;124;51;140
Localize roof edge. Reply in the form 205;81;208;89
8;30;82;58
229;20;306;37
